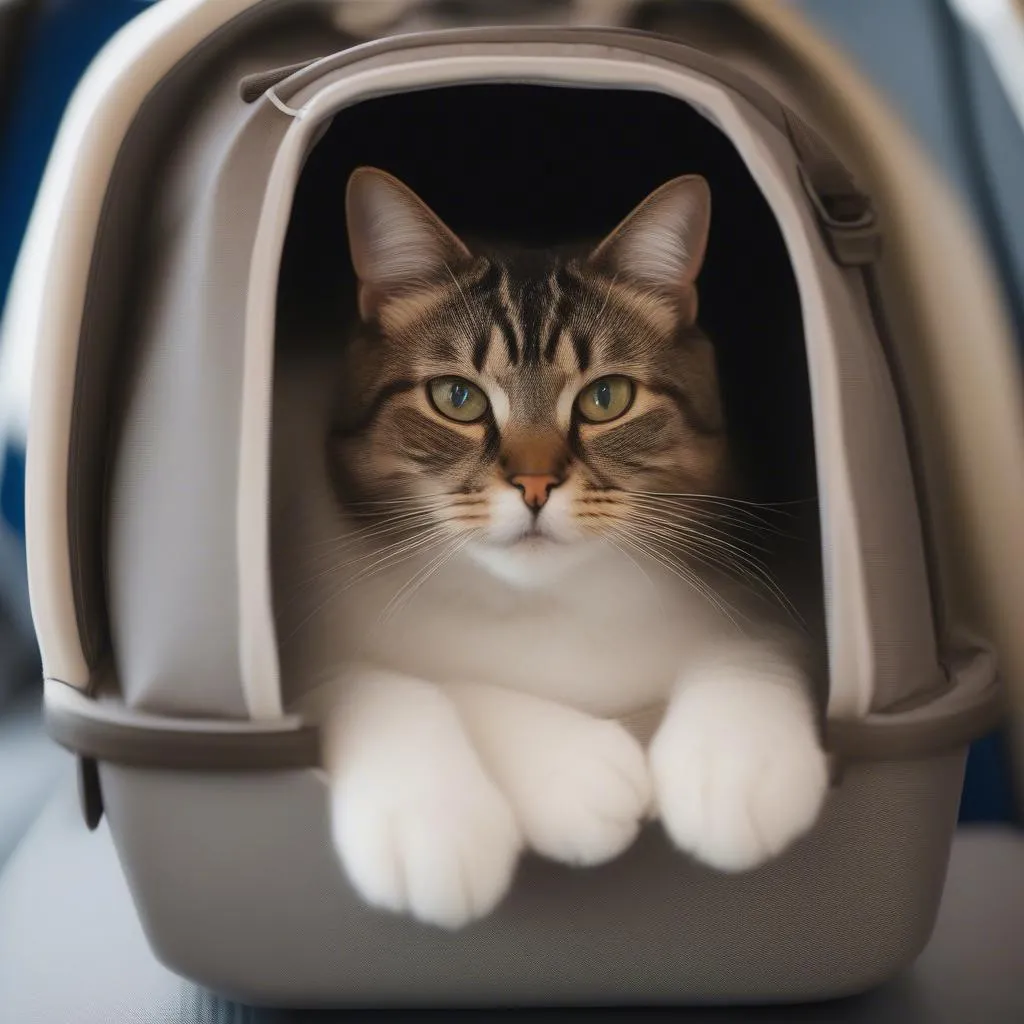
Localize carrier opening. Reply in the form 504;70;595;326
269;84;824;713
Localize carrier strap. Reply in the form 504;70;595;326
783;110;882;266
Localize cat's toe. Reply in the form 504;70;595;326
520;719;652;867
331;777;522;929
650;684;828;872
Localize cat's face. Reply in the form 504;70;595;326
331;168;732;586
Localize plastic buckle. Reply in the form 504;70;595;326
798;164;882;267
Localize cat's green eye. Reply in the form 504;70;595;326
576;376;635;423
428;376;489;423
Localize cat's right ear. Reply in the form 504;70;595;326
345;167;472;321
588;175;711;324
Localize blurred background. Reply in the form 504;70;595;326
0;0;1021;874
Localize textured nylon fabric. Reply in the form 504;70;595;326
91;755;965;1005
3;776;1021;1020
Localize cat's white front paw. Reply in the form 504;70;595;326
650;676;828;872
446;684;651;867
331;767;522;930
321;670;524;930
515;716;651;866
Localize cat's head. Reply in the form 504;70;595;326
331;167;732;586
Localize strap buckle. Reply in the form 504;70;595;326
798;163;882;267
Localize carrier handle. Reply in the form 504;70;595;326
237;26;880;267
617;644;1002;760
46;645;1001;827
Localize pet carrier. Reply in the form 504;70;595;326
4;0;1022;1007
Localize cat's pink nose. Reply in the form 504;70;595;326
510;474;561;510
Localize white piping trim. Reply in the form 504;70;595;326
239;49;874;720
265;86;304;119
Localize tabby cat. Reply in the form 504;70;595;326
295;167;828;930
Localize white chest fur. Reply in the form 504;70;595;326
320;539;725;717
271;349;729;715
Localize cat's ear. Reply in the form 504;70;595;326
589;175;711;319
346;167;471;321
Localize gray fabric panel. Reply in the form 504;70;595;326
107;91;277;717
834;265;941;710
95;752;963;1005
104;20;344;717
2;771;1021;1020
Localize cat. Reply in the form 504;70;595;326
287;167;829;930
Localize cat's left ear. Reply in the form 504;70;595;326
346;167;472;321
589;175;711;322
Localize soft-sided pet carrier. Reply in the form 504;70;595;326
5;0;1024;1008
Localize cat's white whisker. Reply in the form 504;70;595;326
444;260;484;343
585;270;620;339
610;527;750;635
338;527;454;585
625;490;775;520
624;493;806;542
623;503;775;554
304;510;445;555
345;491;467;508
281;527;457;643
625;490;809;518
621;508;804;627
628;489;810;506
602;536;658;595
295;523;451;586
621;525;758;624
379;532;476;624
